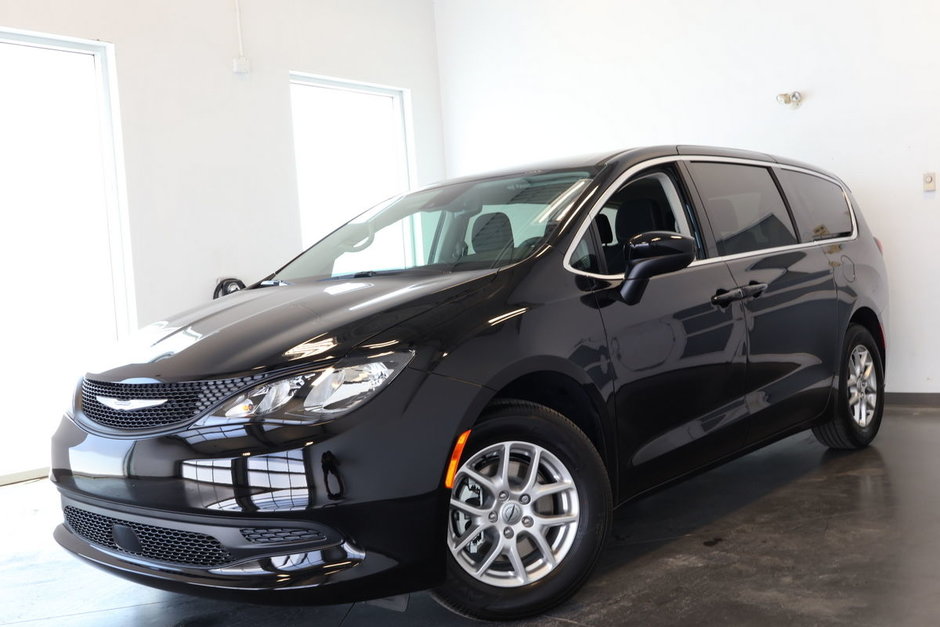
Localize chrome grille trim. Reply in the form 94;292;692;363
80;375;263;430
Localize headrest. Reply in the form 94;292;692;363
616;198;660;241
594;214;613;244
472;212;514;253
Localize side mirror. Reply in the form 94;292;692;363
619;231;696;305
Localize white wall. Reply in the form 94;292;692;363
434;0;940;393
0;0;445;325
1;0;936;392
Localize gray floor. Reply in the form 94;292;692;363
3;405;940;626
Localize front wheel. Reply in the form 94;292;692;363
813;324;885;449
432;401;611;621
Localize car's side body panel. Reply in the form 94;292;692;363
597;260;751;493
725;247;838;444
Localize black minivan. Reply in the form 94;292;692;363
52;145;888;620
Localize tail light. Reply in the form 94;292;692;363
874;237;884;255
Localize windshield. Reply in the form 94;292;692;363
272;171;593;282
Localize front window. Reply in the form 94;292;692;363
273;171;593;282
568;167;700;276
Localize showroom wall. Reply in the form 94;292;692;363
2;1;937;393
0;0;446;326
434;0;940;393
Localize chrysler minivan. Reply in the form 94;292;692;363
52;145;888;620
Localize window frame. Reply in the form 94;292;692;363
0;27;136;337
288;72;418;249
563;155;859;280
289;71;417;189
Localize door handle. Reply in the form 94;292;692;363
711;287;745;307
740;282;768;298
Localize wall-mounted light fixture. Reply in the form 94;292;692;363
776;91;803;108
232;0;250;74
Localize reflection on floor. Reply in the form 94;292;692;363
3;405;940;626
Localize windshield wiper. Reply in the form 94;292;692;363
258;279;291;287
327;269;406;280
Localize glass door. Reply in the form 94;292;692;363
0;30;133;482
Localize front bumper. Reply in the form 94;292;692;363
50;369;486;603
54;493;422;603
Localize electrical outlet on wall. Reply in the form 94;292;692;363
924;172;936;192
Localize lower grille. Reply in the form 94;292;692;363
240;527;325;544
64;506;233;567
80;375;263;431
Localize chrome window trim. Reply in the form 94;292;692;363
562;154;859;281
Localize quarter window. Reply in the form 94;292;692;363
569;232;600;273
689;162;797;256
777;169;853;242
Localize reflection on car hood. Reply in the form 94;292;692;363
89;271;496;382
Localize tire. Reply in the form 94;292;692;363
432;400;611;621
812;324;885;449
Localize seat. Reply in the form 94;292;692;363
707;198;756;255
603;197;665;274
595;213;614;244
471;212;514;256
616;198;662;242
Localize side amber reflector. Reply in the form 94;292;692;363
444;430;472;489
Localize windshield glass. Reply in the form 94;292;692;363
273;171;593;281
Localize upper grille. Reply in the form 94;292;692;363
240;527;325;544
64;506;232;567
80;375;262;430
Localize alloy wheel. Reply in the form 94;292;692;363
847;345;878;428
447;440;580;587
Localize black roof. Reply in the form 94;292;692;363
426;145;844;189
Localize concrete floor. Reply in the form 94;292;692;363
3;405;940;626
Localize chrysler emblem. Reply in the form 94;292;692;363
501;503;522;525
96;396;168;411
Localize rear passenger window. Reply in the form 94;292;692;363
777;169;853;241
689;162;798;256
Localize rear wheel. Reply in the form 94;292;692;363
433;401;611;621
813;324;885;449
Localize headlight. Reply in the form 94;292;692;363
195;351;414;426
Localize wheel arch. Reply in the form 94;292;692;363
472;363;618;499
849;306;886;371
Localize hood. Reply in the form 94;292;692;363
89;270;497;382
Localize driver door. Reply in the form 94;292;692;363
587;164;751;493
